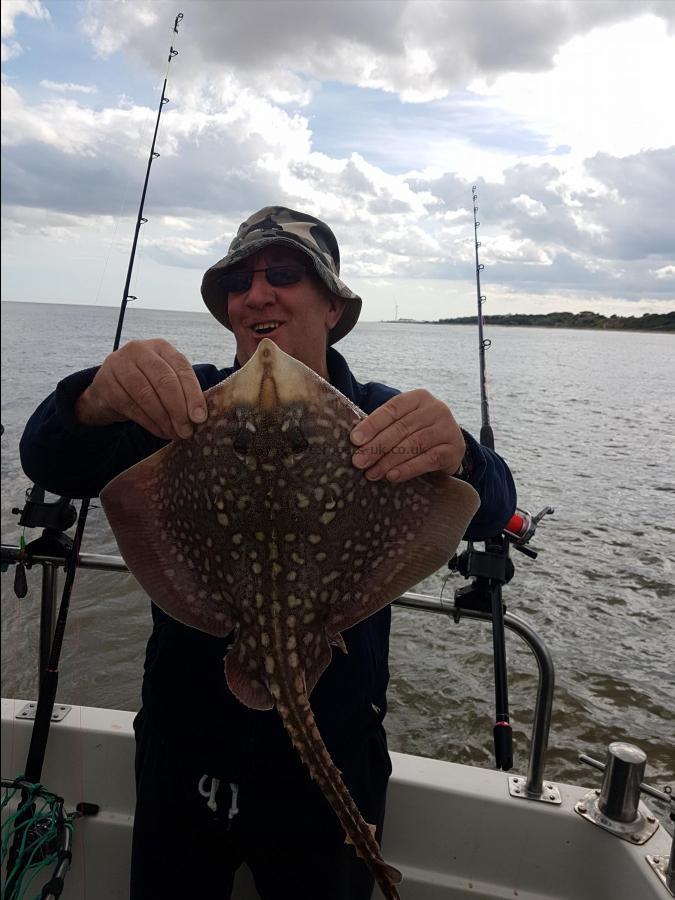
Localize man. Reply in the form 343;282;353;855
21;206;516;900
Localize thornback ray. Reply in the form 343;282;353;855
100;338;480;900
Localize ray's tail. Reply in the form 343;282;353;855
271;675;402;900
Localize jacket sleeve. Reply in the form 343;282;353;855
20;364;223;499
461;429;517;541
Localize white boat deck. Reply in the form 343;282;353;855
2;699;671;899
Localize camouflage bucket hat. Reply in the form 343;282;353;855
200;206;362;345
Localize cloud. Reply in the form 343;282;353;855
1;204;94;241
3;68;673;304
1;81;159;156
511;194;547;218
409;147;675;299
1;64;314;217
40;79;98;94
79;0;675;102
580;148;675;260
80;0;157;58
1;0;50;36
2;0;674;316
1;40;22;62
1;0;49;62
141;233;227;269
470;14;675;160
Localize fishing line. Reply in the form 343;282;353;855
5;608;30;782
66;599;85;889
92;125;154;311
4;549;39;778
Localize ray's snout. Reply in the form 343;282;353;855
233;339;319;412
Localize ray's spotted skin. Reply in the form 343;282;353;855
101;339;480;899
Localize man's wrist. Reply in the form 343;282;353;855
74;388;115;427
74;388;97;425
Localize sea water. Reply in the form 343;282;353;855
1;301;673;804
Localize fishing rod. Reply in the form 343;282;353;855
472;185;493;450
452;186;553;774
114;11;184;350
5;13;184;896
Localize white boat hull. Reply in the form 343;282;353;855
2;699;671;899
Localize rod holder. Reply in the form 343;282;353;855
597;742;646;823
575;741;659;844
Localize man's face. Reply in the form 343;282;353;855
226;246;346;378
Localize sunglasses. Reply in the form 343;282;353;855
221;265;307;294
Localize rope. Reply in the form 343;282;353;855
1;779;74;900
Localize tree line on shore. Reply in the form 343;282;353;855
403;310;674;332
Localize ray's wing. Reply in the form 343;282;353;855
326;470;478;637
100;385;242;638
282;379;481;640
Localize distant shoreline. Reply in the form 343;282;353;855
3;301;673;333
384;311;675;333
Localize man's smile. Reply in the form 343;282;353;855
250;320;284;339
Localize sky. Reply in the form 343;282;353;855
1;0;674;323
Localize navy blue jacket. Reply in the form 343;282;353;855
20;346;516;782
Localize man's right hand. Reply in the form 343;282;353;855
74;339;208;441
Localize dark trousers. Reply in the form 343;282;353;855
130;710;391;900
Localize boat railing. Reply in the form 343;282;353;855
1;545;555;800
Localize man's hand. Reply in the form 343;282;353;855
350;390;465;483
74;339;208;441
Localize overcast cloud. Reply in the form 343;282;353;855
1;0;674;320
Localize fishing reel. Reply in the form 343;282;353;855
448;503;554;579
8;485;77;598
502;505;555;559
12;485;77;534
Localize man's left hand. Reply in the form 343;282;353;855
350;390;465;483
